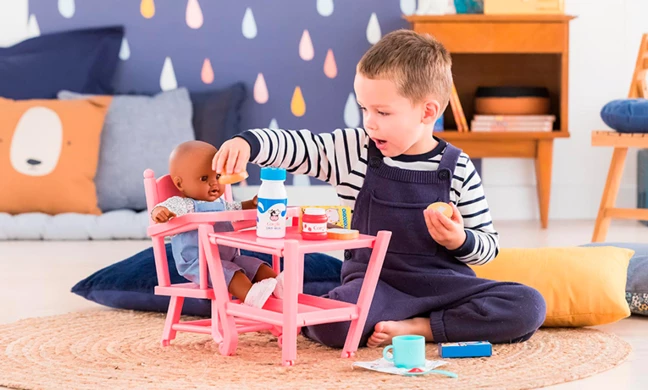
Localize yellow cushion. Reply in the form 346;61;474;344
470;247;633;327
0;96;111;215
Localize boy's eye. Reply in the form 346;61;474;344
216;174;221;180
378;111;389;116
358;105;366;111
201;176;208;181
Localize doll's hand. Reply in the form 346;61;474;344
423;203;466;251
212;137;251;175
241;195;258;210
152;206;176;223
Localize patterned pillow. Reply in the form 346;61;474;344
0;97;111;215
583;242;648;315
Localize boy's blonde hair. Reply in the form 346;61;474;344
358;29;452;110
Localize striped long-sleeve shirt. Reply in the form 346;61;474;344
238;127;499;265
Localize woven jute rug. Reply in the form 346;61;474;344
0;310;631;390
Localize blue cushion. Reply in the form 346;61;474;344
582;242;648;315
600;99;648;133
191;83;247;148
0;26;123;99
71;244;342;316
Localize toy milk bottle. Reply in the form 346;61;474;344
256;167;288;238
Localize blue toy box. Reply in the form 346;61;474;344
438;341;492;358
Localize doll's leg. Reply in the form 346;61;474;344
223;260;276;308
233;255;284;299
228;271;253;302
252;263;277;281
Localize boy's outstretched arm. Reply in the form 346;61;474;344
213;127;368;186
447;156;500;265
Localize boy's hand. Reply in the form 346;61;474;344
152;206;176;223
423;203;466;251
212;137;251;175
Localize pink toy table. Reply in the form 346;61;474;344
203;224;391;366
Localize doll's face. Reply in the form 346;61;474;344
170;141;224;202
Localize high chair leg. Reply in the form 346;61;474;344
211;299;222;344
162;296;184;346
200;224;239;356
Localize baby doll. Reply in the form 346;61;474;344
151;140;283;308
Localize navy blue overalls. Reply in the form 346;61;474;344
302;140;546;348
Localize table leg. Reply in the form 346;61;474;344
341;231;391;358
535;139;554;229
281;240;300;366
592;147;628;242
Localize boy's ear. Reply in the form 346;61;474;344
173;176;183;190
421;98;442;125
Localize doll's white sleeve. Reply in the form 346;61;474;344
152;196;195;217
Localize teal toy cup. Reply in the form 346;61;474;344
382;335;426;369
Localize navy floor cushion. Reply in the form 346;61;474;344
582;242;648;315
600;99;648;133
71;244;342;316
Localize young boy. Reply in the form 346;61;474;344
213;30;546;348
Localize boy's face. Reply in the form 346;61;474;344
172;148;224;202
354;73;440;157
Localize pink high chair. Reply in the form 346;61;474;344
143;169;391;366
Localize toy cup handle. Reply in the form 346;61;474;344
383;345;394;362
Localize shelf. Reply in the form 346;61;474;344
404;14;576;23
437;130;570;141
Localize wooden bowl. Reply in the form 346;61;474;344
474;86;550;115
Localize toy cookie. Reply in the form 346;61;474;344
427;202;453;218
327;228;359;240
218;171;249;185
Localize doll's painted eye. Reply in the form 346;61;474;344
201;176;208;181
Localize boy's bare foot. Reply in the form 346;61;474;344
366;317;434;348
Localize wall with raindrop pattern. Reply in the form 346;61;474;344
26;0;416;184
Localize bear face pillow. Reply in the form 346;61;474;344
0;97;111;215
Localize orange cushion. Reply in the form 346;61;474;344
0;97;111;215
471;247;633;327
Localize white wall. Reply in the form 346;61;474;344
484;0;648;221
2;0;646;221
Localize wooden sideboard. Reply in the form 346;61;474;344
406;14;575;228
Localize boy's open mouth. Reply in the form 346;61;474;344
374;139;387;148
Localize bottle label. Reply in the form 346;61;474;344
257;198;288;232
302;222;326;233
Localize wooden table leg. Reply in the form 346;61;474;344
592;147;628;242
535;140;554;229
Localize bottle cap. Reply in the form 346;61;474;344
260;167;286;181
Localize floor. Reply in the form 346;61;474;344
1;219;647;389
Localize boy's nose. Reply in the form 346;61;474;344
364;114;377;131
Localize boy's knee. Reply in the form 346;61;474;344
513;285;546;335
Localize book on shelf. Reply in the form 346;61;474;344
450;83;468;132
471;114;555;132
